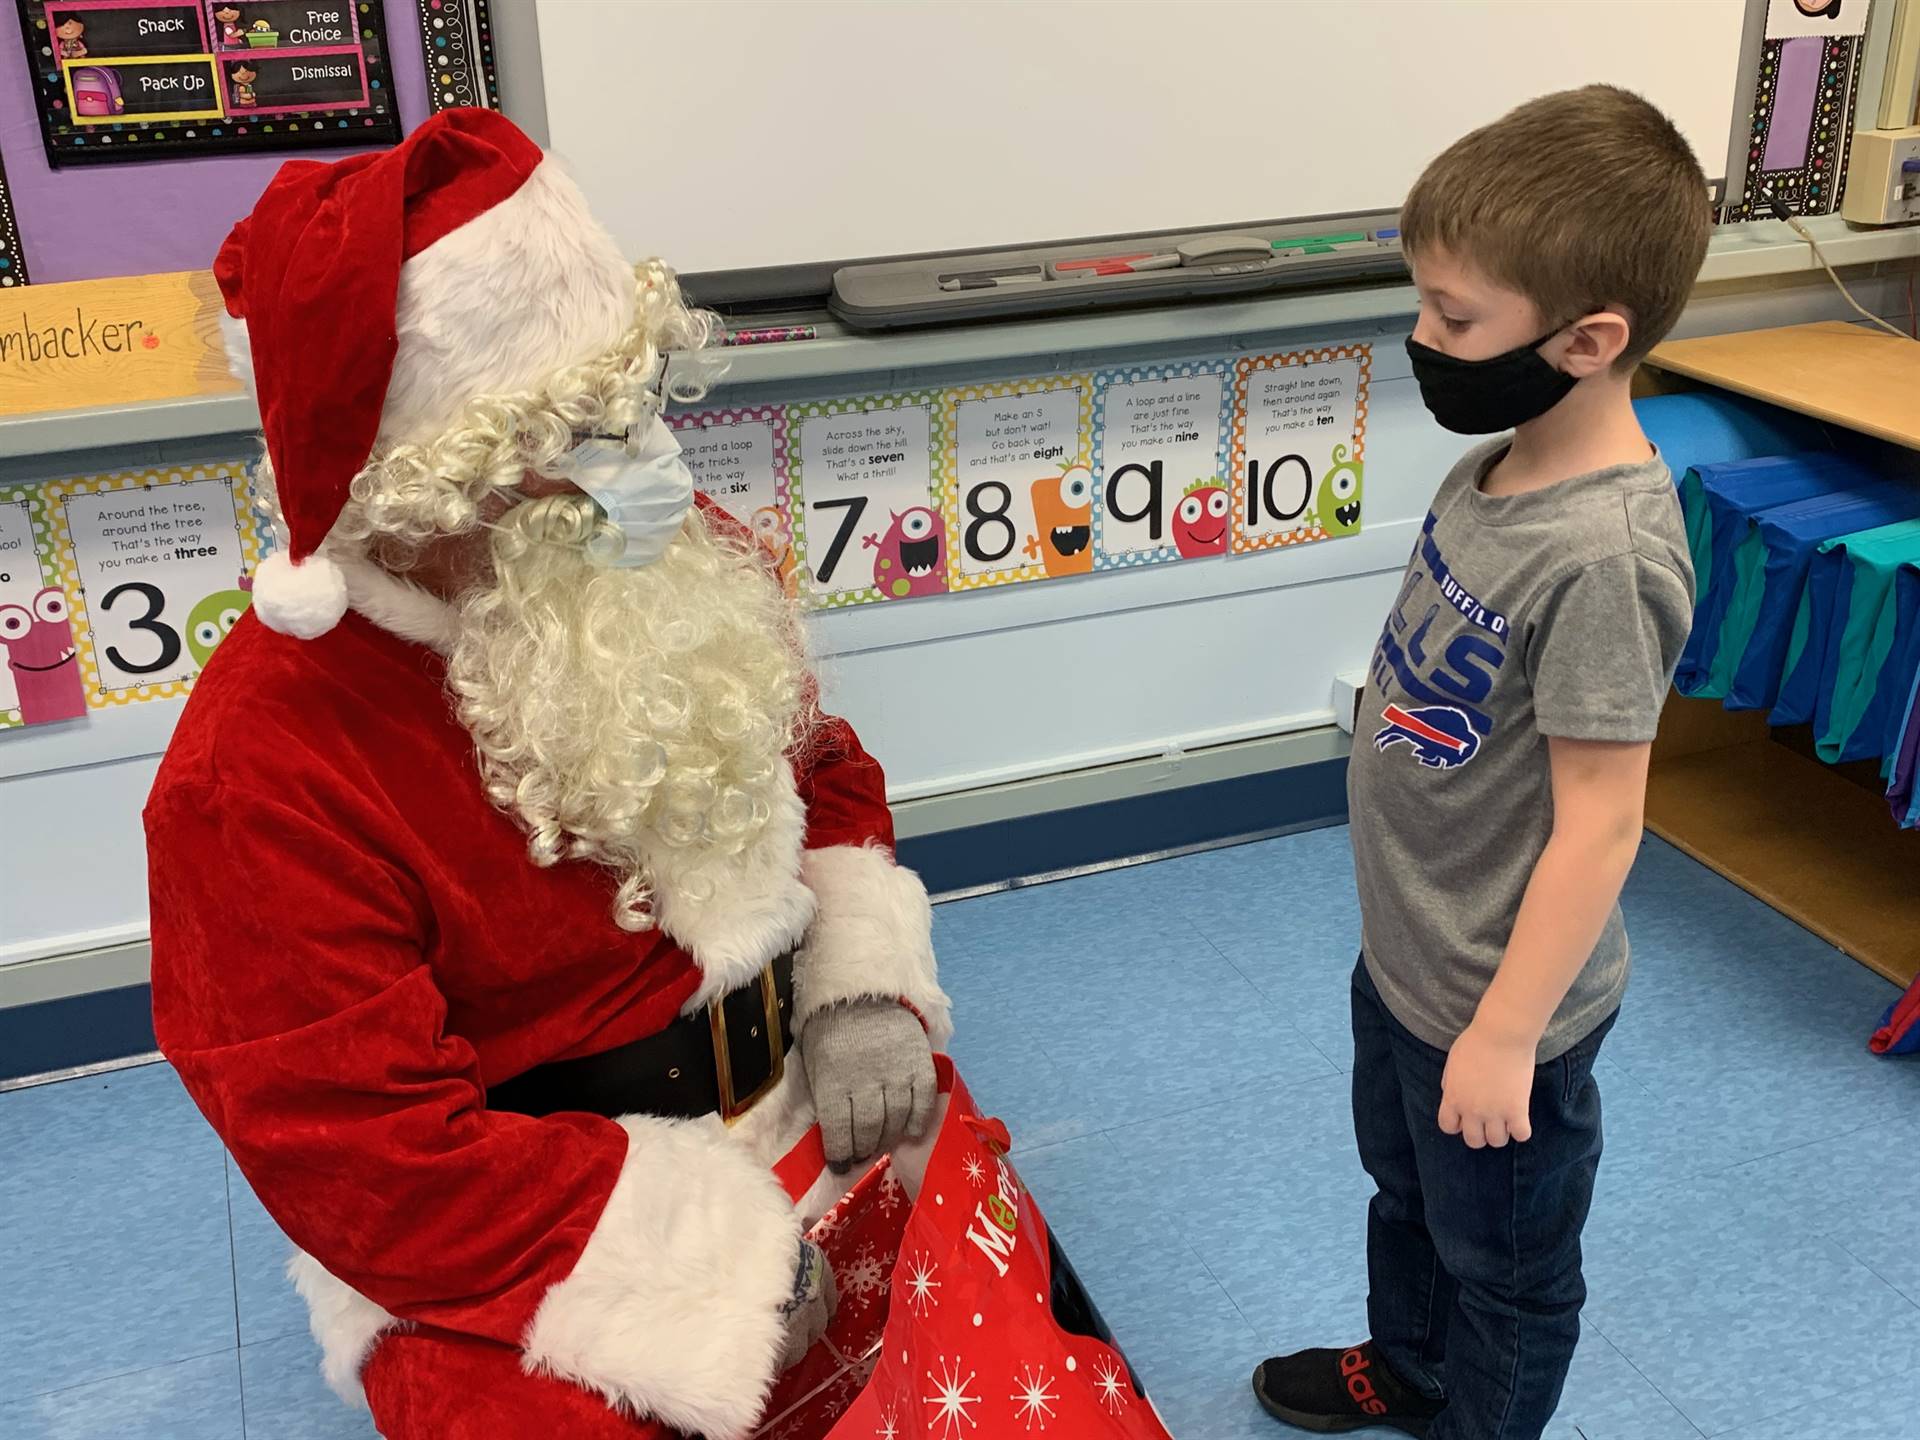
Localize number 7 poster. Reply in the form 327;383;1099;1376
788;391;946;608
45;463;262;708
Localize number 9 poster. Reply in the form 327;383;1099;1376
44;463;263;709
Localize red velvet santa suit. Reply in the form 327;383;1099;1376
145;110;950;1440
147;535;949;1439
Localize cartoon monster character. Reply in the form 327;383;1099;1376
749;505;799;596
55;15;87;58
1024;464;1093;577
0;587;86;726
1316;444;1363;537
229;63;258;107
863;506;947;600
185;579;254;668
214;5;244;46
1172;478;1230;559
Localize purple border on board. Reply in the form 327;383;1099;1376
1761;35;1821;173
0;0;428;283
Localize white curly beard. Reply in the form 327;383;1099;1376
444;493;811;932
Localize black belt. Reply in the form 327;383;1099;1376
488;953;795;1124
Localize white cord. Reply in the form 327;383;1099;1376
1782;212;1918;342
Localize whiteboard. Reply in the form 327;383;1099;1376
534;0;1744;277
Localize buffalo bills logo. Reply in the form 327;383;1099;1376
1375;703;1481;769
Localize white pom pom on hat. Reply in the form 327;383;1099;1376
250;551;350;640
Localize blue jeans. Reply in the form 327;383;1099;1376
1352;958;1613;1440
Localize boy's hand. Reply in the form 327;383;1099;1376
1439;1020;1535;1147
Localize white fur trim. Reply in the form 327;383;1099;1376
338;557;458;653
379;158;636;448
794;845;952;1047
287;1249;404;1410
657;759;816;1012
253;551;350;640
217;310;255;396
522;1115;802;1440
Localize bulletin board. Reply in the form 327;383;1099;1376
0;0;443;286
17;0;403;166
1720;0;1876;220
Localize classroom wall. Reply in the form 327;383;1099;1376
1;264;1910;969
0;0;430;284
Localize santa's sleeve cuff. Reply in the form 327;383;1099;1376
521;1115;803;1440
794;844;953;1048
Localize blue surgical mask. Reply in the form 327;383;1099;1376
567;416;694;567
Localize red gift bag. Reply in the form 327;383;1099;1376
753;1057;1174;1440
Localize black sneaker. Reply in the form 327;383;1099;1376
1252;1341;1444;1436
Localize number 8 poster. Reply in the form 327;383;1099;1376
45;464;263;708
943;375;1094;591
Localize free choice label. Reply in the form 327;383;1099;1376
211;1;357;49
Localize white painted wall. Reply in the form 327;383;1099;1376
3;270;1911;972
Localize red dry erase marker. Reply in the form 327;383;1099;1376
1051;252;1181;277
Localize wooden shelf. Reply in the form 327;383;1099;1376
1641;323;1920;990
1648;321;1920;452
1647;699;1920;989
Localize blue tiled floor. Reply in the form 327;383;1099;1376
4;830;1916;1438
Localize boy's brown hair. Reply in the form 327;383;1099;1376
1401;85;1711;369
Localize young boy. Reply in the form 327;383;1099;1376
1253;87;1708;1438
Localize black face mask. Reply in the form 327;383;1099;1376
1404;327;1576;435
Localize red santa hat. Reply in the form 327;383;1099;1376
216;107;632;639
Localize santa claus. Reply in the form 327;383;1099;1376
145;108;950;1439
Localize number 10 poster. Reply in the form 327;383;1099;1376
46;463;262;707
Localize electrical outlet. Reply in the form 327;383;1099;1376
1840;126;1920;226
1332;671;1369;736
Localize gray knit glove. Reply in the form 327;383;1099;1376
802;999;937;1172
775;1238;837;1372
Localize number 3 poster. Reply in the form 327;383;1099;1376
45;463;262;708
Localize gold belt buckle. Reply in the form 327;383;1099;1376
710;963;785;1126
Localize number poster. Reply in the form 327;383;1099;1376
0;345;1368;737
787;391;945;608
41;462;262;713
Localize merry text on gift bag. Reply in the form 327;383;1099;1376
757;1058;1175;1440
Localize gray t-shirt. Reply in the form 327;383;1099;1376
1348;440;1694;1061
